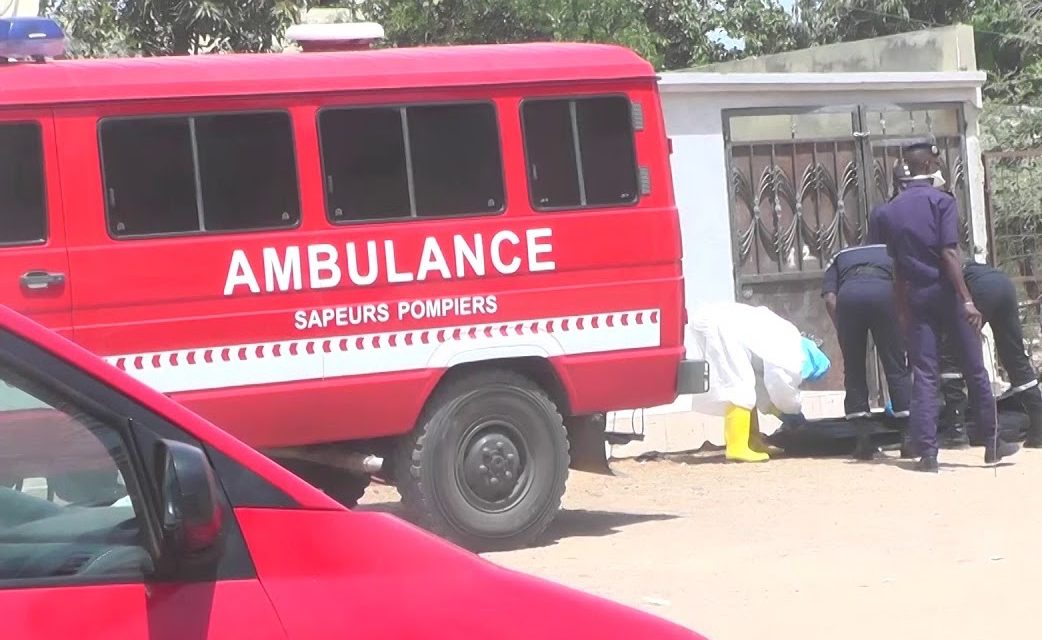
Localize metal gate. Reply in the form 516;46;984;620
723;103;969;397
983;148;1042;374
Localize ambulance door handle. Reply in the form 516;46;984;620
21;270;66;290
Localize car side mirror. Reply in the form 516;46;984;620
156;439;223;557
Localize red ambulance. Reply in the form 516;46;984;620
0;303;706;639
0;17;708;549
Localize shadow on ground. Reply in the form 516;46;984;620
355;500;677;550
535;509;678;547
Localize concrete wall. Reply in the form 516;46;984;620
698;25;977;75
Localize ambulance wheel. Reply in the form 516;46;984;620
276;459;369;508
397;369;569;551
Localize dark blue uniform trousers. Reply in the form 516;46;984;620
836;279;911;417
907;282;997;456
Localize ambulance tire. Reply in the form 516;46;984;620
276;459;369;508
397;369;569;552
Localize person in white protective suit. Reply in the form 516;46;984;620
687;303;831;462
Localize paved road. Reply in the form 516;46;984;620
364;446;1042;640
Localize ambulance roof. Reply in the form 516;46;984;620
0;42;655;108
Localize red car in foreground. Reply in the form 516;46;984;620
0;303;704;639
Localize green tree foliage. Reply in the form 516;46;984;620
42;0;302;57
794;1;1042;103
358;0;801;69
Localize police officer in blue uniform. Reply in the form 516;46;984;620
938;261;1042;448
873;140;1020;471
822;243;911;460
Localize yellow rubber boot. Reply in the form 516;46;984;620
748;411;771;454
724;405;770;463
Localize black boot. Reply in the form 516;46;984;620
1022;388;1042;448
1026;428;1042;449
852;418;877;461
900;436;917;460
916;455;939;473
985;439;1020;464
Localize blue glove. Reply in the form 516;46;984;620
884;401;894;417
800;337;831;382
780;412;807;426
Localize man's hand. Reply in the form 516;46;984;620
964;301;983;332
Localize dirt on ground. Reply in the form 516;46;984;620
361;446;1042;640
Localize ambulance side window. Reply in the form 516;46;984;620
0;123;47;246
521;96;639;210
100;112;300;238
319;102;504;222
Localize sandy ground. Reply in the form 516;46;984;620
361;446;1042;640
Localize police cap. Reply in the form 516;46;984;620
902;137;940;157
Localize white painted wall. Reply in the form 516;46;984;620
661;93;736;308
0;1;39;17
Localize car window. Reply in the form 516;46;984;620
0;364;151;584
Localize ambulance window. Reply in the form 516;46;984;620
0;123;47;246
100;118;200;237
522;96;638;210
521;101;581;208
194;112;300;232
319;102;504;222
320;107;411;221
577;98;639;206
101;111;300;238
407;104;504;218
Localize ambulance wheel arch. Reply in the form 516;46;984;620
395;365;570;551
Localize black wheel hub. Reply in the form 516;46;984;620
459;424;528;510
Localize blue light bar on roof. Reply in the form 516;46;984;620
0;17;66;62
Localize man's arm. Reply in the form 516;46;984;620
936;195;983;330
822;261;839;329
941;247;982;330
893;271;910;333
824;293;838;329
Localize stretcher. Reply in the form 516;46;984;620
767;397;1031;457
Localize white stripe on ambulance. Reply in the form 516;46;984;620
224;228;555;296
106;308;661;394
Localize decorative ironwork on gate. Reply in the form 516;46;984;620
729;141;863;277
723;104;971;394
725;106;970;281
868;135;972;249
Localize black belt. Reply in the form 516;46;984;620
849;265;891;278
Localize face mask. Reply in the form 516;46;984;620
907;170;946;189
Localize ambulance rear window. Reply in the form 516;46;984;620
319;102;505;222
100;111;301;238
0;123;47;246
522;95;639;210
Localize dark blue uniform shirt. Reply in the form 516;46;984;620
873;181;960;288
821;244;894;296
